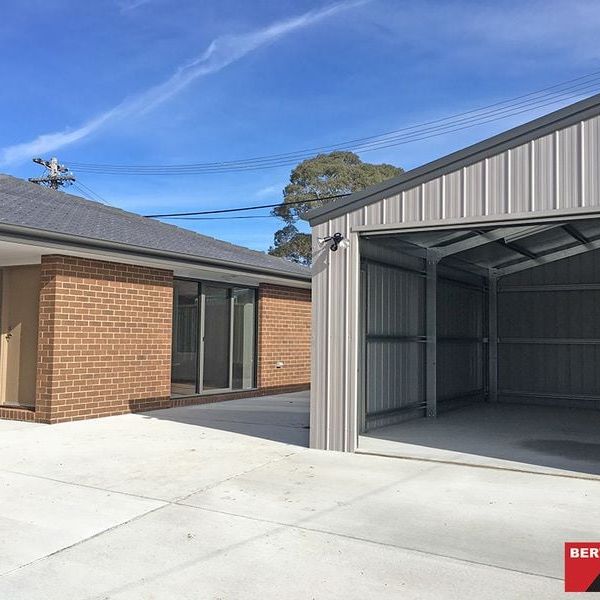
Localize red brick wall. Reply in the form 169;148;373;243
257;283;311;391
35;255;173;423
0;256;312;425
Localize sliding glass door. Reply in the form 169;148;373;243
232;288;257;390
202;285;231;391
171;280;257;397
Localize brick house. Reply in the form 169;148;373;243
0;175;310;423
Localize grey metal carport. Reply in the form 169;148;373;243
306;93;600;468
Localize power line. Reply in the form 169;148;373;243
67;72;600;176
143;192;351;218
74;78;592;171
167;214;279;220
76;180;110;205
71;182;93;200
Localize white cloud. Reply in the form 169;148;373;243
118;0;153;13
1;1;363;165
369;0;600;64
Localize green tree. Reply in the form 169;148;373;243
268;151;403;265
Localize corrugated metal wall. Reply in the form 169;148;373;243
436;276;486;404
498;248;600;409
362;257;425;430
310;114;600;451
359;256;487;432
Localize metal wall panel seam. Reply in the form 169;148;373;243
581;120;586;207
484;158;489;216
441;174;446;219
461;167;467;218
506;149;512;214
400;190;406;223
530;140;536;212
554;130;560;210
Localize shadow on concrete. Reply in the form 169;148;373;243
520;439;600;463
143;391;310;447
360;403;600;476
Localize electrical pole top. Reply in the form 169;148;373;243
29;157;76;190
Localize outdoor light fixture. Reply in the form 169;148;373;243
318;232;349;252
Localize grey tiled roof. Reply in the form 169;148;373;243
0;175;310;280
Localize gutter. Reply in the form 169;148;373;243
0;222;311;284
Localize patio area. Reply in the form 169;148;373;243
0;391;597;599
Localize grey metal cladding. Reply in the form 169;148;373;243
436;278;485;402
363;260;426;426
306;92;600;225
0;175;310;281
498;248;600;408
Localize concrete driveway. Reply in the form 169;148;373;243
0;391;597;599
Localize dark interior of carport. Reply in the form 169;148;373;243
358;217;600;474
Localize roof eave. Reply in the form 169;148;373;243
0;222;311;283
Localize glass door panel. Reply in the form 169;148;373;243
232;288;256;390
171;280;199;396
202;285;231;391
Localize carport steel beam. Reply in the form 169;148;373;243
488;275;498;402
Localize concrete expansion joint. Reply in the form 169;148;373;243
170;450;300;504
0;500;167;580
0;450;301;580
172;500;561;583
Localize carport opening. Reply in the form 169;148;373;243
357;217;600;475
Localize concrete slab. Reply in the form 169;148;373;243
182;449;599;579
0;392;596;598
153;391;310;446
0;470;163;575
0;504;562;600
360;403;600;478
0;419;43;433
0;411;299;501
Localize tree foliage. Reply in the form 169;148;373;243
268;151;403;265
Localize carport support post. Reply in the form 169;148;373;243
426;254;439;418
488;273;498;402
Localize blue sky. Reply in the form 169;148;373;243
2;0;600;251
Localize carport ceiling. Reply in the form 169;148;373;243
368;218;600;277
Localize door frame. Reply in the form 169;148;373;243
0;268;6;405
173;277;258;397
0;265;40;408
197;283;234;395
